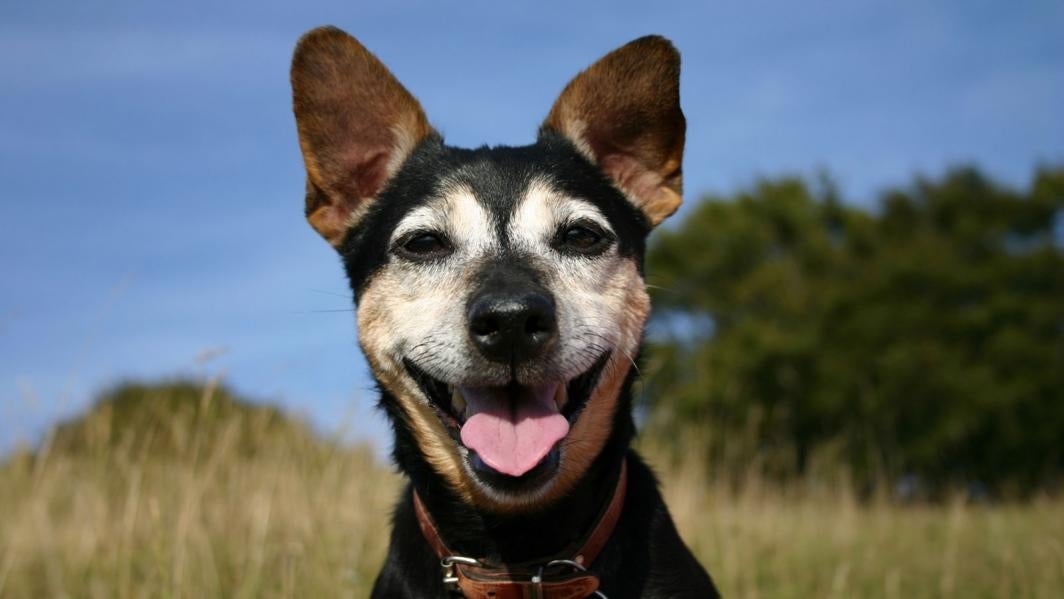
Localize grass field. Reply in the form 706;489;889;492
1;383;1062;598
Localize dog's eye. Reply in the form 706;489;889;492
558;223;611;255
395;232;451;260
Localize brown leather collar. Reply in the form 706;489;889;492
413;459;628;599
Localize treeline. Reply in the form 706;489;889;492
644;166;1064;497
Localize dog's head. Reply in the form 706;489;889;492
291;27;684;511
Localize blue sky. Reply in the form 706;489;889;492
2;1;1062;454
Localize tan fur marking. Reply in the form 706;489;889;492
550;263;649;503
357;275;477;503
352;187;501;505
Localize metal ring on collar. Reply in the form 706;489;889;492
542;559;608;598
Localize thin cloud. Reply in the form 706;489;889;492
0;25;287;87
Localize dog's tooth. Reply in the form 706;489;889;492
451;388;466;415
554;384;568;410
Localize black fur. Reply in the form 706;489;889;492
340;132;649;296
346;133;719;597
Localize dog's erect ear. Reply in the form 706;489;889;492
291;26;433;246
542;36;685;227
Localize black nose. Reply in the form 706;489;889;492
468;292;558;364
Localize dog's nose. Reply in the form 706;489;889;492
468;292;557;364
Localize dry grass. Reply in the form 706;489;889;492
652;447;1064;599
0;382;400;598
1;387;1062;598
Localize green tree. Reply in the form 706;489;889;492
645;167;1064;495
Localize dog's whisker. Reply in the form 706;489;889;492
308;287;353;298
299;308;357;314
643;283;674;292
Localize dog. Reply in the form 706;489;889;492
290;26;719;598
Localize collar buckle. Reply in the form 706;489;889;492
441;556;480;592
541;560;609;599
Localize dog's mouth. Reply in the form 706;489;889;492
403;353;610;485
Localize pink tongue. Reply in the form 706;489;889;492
459;384;569;477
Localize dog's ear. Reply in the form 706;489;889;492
542;36;685;227
291;26;433;246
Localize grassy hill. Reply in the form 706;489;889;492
1;380;1061;598
44;379;328;459
0;380;399;598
